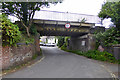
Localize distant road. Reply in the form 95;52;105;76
3;46;112;78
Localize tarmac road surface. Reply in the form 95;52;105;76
3;46;113;78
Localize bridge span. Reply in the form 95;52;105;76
33;19;95;36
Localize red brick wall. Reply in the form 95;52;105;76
0;44;35;69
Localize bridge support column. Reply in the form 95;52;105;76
87;33;96;50
68;34;96;52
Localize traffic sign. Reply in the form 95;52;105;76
65;23;70;29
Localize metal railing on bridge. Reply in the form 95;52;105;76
34;10;101;24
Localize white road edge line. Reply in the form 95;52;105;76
100;64;117;80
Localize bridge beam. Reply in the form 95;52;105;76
33;19;95;27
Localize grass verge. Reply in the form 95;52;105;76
61;47;120;64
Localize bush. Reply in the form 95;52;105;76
29;24;37;35
83;50;116;62
1;14;21;46
57;37;65;47
61;48;120;64
19;34;34;44
61;43;67;50
95;27;120;47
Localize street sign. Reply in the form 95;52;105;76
65;23;70;29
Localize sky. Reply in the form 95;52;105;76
9;0;113;28
41;0;105;15
39;0;113;28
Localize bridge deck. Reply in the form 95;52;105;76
33;19;95;27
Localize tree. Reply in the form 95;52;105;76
98;2;120;30
2;2;62;37
95;27;120;46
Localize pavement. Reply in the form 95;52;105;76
2;46;119;78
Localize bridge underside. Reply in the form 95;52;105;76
35;24;89;37
37;30;88;36
34;19;94;37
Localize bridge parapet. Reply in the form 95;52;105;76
34;10;100;24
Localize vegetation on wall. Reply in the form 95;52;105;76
95;27;120;48
19;34;35;44
1;14;36;46
1;14;21;46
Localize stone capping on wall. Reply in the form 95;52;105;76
16;43;33;45
113;44;120;47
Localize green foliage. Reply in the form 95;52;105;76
95;27;120;47
2;2;49;36
65;37;70;45
1;14;21;46
61;43;67;50
32;53;38;60
57;36;65;47
83;50;116;62
19;34;34;44
57;36;70;48
98;2;120;30
2;2;49;25
29;24;37;35
60;37;70;50
61;48;120;64
2;2;62;36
